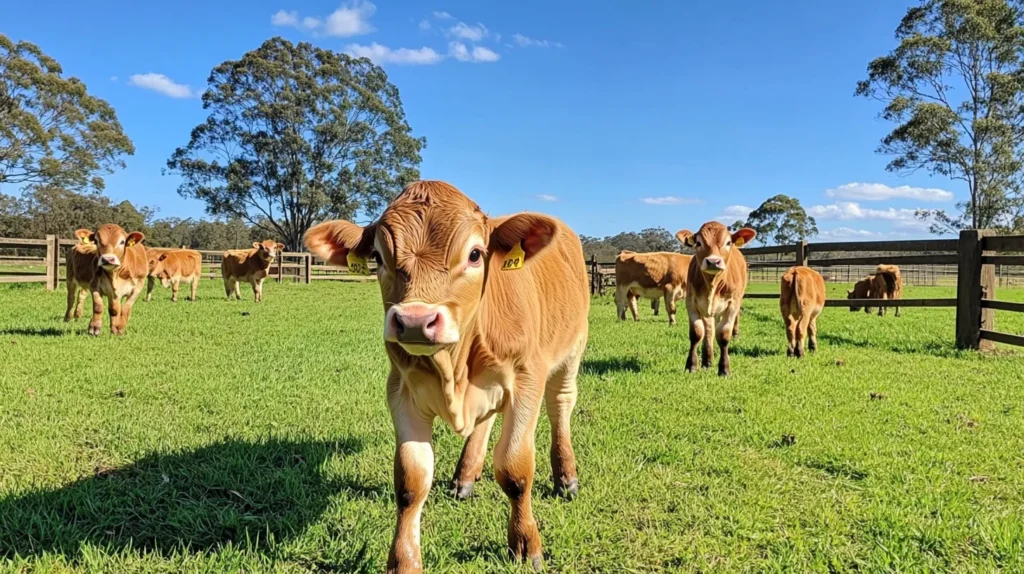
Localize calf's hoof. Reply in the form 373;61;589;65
449;480;475;501
718;367;730;377
87;324;102;336
553;477;579;500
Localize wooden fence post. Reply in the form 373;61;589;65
277;255;284;283
956;229;995;350
44;235;57;291
304;253;312;284
589;255;597;295
795;240;807;266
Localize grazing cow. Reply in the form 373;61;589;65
221;241;284;302
64;235;98;322
780;266;826;357
80;225;148;336
146;248;203;302
304;180;589;573
614;250;692;325
846;264;903;317
676;222;757;376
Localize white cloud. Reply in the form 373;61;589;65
109;75;118;82
419;19;431;30
714;205;753;224
641;196;703;206
271;1;375;36
128;73;195;98
433;10;453;20
512;33;564;48
825;182;953;202
807;201;918;222
271;9;299;26
448;42;500;63
449;22;488;41
536;194;558;202
816;227;885;240
345;43;443;65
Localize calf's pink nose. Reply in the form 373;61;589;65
391;306;442;345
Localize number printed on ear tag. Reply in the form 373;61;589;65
502;242;525;271
347;252;371;276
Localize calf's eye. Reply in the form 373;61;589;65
468;249;483;265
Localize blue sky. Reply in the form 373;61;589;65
3;0;958;241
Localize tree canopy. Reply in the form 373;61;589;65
857;0;1024;234
743;195;818;245
579;227;683;261
0;34;134;193
166;37;425;251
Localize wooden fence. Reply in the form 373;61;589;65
586;231;1024;350
0;237;372;288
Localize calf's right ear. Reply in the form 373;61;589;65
75;229;95;244
304;220;376;267
675;229;696;247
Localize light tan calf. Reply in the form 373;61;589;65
846;264;903;317
780;266;826;357
146;248;203;302
614;250;692;325
221;240;284;302
78;225;148;336
64;238;97;322
305;180;589;573
676;222;757;376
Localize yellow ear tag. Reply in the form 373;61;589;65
346;252;371;276
80;236;91;245
127;239;136;248
734;237;745;248
501;242;526;271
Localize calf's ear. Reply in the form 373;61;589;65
731;228;756;248
489;213;559;261
127;232;145;246
252;242;262;250
304;220;377;267
675;229;696;247
75;229;94;244
275;242;285;252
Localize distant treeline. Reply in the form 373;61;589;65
579;228;687;262
0;187;279;252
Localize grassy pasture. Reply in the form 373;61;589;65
1;280;1023;573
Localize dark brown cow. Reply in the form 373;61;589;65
304;180;589;573
676;222;757;376
81;225;148;336
221;241;284;302
847;264;903;317
64;235;98;322
614;250;692;325
780;265;826;357
146;248;203;302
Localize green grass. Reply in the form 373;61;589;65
1;280;1023;573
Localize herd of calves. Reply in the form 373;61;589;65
51;181;906;573
615;248;904;363
62;224;285;335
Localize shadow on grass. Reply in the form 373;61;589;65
729;344;783;358
819;333;872;348
0;436;378;564
0;327;67;337
581;356;643;375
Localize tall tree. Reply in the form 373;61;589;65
743;195;818;245
856;0;1024;233
166;37;425;251
0;35;134;193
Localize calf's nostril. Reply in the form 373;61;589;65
392;314;406;335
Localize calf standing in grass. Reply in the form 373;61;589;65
847;264;903;317
614;250;692;325
64;232;98;322
305;180;589;573
221;241;284;302
676;222;756;376
780;266;826;357
146;248;203;302
83;224;148;336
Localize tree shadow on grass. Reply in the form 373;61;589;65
729;344;783;358
0;327;67;337
581;356;643;375
0;436;379;563
819;333;873;348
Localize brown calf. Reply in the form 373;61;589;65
64;238;97;322
221;241;284;302
614;250;692;325
676;222;757;376
846;264;903;317
78;225;148;336
780;266;826;357
146;248;203;302
305;180;589;573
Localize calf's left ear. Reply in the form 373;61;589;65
304;220;377;267
675;229;695;247
489;213;559;261
731;228;756;247
127;232;145;246
275;242;285;252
